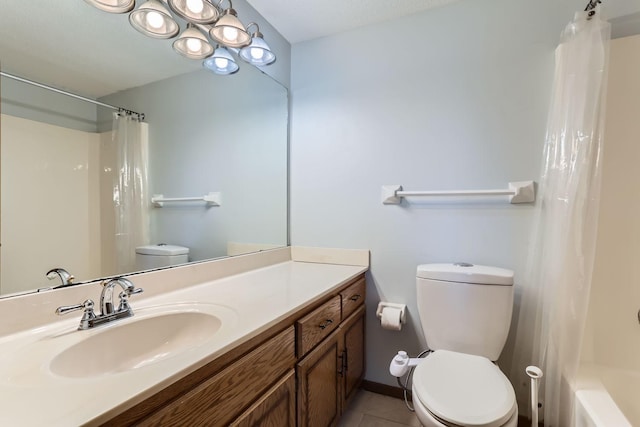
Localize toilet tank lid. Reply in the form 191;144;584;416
136;244;189;256
417;263;513;286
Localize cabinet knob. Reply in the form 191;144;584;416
350;294;361;302
318;319;333;330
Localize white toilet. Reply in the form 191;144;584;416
393;263;518;427
135;244;189;270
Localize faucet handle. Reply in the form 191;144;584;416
56;300;96;330
117;287;143;312
127;287;144;296
56;299;94;315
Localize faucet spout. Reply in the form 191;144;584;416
100;277;143;316
46;268;74;288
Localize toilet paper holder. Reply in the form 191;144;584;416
376;302;407;324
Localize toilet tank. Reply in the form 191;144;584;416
416;263;514;361
135;244;189;270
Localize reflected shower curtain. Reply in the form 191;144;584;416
511;9;610;427
112;112;149;273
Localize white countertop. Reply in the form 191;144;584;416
0;259;367;426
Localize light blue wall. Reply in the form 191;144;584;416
289;0;597;409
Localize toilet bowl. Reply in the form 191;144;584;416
412;350;517;427
390;263;518;427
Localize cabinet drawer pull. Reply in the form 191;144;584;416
318;319;333;330
349;294;361;302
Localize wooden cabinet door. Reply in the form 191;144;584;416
138;328;295;427
297;330;343;427
341;305;365;409
230;370;296;427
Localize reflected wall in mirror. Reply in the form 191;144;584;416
0;1;288;297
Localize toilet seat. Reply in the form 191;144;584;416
412;350;516;427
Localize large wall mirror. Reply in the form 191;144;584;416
0;1;288;297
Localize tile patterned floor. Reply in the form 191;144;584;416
340;389;530;427
338;390;421;427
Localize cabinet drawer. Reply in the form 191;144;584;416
296;295;341;357
139;327;296;427
341;277;365;320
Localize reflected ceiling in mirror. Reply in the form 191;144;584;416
0;1;210;97
0;0;288;297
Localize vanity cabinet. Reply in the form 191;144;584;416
297;306;365;427
230;370;296;427
297;275;366;427
136;327;296;426
103;274;366;427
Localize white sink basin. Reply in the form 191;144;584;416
0;302;237;387
50;311;223;378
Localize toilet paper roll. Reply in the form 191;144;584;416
380;307;402;331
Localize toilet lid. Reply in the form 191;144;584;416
413;350;516;427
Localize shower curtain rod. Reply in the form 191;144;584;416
0;71;144;119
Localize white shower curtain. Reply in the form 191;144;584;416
511;8;610;427
112;112;150;273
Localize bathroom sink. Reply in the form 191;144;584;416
49;308;229;378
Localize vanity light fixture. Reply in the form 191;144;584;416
209;1;251;48
129;0;180;39
172;24;214;59
167;0;220;24
83;0;276;75
203;46;239;75
83;0;135;13
239;23;276;66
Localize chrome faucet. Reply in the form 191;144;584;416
46;268;74;288
100;277;142;316
55;277;143;330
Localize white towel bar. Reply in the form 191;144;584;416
381;181;535;204
152;192;221;207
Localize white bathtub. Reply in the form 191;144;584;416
574;364;636;427
574;33;640;427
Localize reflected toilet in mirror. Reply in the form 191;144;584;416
135;244;190;270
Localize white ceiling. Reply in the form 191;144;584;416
1;1;637;99
0;1;205;98
246;0;460;44
0;0;459;98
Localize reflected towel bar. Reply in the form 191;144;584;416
381;181;535;204
152;192;221;207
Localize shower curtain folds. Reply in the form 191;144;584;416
112;112;150;273
510;7;610;427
